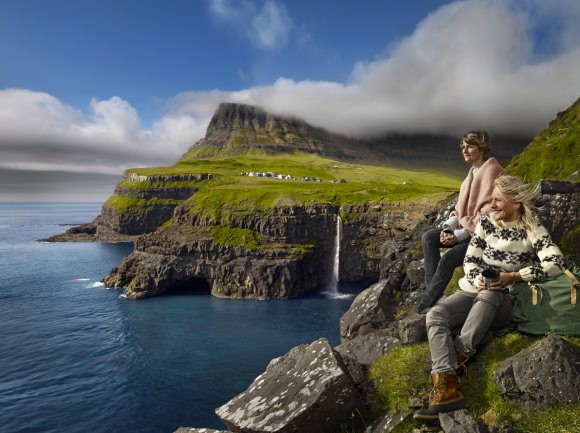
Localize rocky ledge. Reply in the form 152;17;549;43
103;198;434;299
174;180;579;433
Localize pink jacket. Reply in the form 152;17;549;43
455;157;504;234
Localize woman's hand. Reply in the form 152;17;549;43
477;272;517;291
440;232;458;246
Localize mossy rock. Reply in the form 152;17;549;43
560;224;580;264
368;333;580;433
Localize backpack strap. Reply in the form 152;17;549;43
564;269;579;305
529;283;542;305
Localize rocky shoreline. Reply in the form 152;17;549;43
173;180;579;433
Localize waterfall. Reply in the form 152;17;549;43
328;214;342;294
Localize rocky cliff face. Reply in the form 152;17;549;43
42;172;211;242
181;103;364;160
98;172;211;235
103;199;435;299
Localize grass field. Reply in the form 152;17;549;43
114;152;462;220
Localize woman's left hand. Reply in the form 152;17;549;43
441;234;458;246
478;272;515;291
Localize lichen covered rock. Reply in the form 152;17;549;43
340;280;395;342
335;331;401;388
493;335;580;410
215;338;363;433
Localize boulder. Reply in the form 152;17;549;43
405;260;425;291
439;409;486;433
339;280;395;342
334;332;401;388
398;313;427;345
215;338;363;433
493;335;580;410
363;412;410;433
537;180;580;244
174;429;230;433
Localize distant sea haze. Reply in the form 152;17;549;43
0;202;360;433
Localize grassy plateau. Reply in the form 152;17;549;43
114;152;461;221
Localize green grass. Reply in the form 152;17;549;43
507;98;580;183
116;179;201;190
175;153;460;220
461;334;580;433
104;196;183;214
106;152;460;230
368;334;580;433
560;224;580;264
369;343;432;413
209;226;264;250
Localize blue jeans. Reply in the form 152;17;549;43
415;228;470;313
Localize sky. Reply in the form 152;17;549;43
1;0;579;201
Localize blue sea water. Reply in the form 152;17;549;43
0;202;361;433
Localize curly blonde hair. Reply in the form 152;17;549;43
493;175;540;232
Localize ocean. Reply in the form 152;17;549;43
0;202;360;433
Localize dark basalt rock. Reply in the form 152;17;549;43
536;181;580;244
334;331;401;390
339;279;395;342
493;335;580;410
398;313;427;345
439;409;486;433
102;199;433;300
174;429;230;433
215;338;363;433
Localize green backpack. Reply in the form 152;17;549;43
510;263;580;335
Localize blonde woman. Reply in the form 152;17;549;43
414;175;565;421
416;130;504;314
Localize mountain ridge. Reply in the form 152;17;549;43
182;102;531;169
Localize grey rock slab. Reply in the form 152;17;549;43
406;260;425;290
439;409;485;433
493;334;580;410
215;338;363;433
340;279;394;342
364;412;410;433
398;313;427;344
174;429;230;433
335;332;401;387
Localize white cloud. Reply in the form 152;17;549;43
209;0;294;50
251;1;293;49
188;0;580;137
0;89;205;175
2;0;580;182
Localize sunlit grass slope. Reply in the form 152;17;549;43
119;152;461;221
507;97;580;183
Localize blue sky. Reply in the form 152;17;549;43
1;0;579;200
1;0;453;126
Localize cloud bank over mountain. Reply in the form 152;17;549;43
1;0;579;180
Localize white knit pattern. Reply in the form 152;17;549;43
459;214;565;293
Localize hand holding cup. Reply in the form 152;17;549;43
478;269;506;291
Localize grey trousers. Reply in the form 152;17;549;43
426;289;513;374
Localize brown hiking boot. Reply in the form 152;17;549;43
413;372;466;421
455;350;469;376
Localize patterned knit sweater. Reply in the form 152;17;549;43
459;214;565;294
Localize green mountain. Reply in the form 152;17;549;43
508;97;580;182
